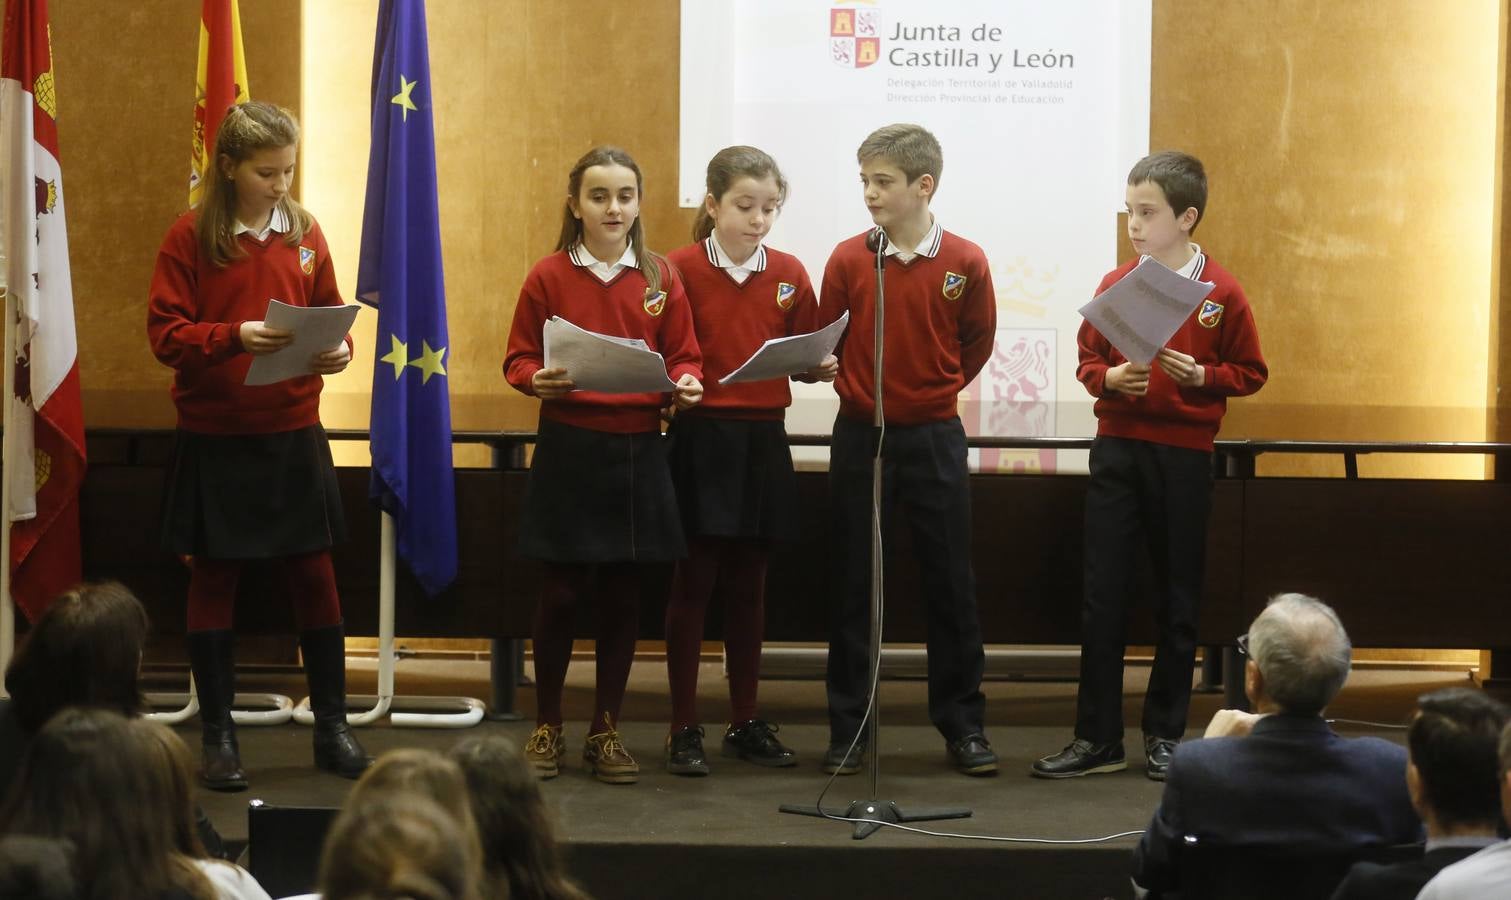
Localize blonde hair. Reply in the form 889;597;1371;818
318;795;482;900
857;123;943;190
555;145;664;296
691;145;789;243
195;100;314;267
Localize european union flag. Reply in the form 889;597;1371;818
357;0;455;596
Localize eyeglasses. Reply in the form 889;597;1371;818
1236;633;1250;657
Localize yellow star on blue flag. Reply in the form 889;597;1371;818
406;340;447;384
391;74;418;121
358;0;456;597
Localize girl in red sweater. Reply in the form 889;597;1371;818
504;146;703;784
661;146;837;775
147;101;370;791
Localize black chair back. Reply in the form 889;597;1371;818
246;801;340;899
1164;840;1423;900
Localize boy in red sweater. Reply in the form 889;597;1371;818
1033;150;1267;782
806;123;998;777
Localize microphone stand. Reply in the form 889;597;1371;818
779;229;972;839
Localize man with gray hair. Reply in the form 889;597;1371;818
1416;719;1511;898
1132;593;1422;896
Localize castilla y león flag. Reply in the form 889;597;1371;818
1;0;86;620
189;0;249;208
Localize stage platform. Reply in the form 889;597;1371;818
175;657;1469;900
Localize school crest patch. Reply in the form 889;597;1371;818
776;282;797;310
1197;298;1225;329
644;289;667;317
942;271;967;301
299;246;315;275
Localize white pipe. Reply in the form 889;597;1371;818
0;287;17;690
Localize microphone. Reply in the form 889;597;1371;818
865;227;888;254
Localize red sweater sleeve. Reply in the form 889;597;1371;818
1076;271;1121;398
147;218;246;372
958;252;997;386
656;265;704;383
503;265;549;396
815;251;854;351
1202;286;1267;397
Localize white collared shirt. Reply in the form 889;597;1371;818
234;206;290;241
882;217;944;264
569;241;638;283
705;234;767;284
1141;242;1206;280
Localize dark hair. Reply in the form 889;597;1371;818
319;795;481;900
0;709;214;900
857;123;943;188
0;836;78;900
1410;688;1510;826
5;581;148;733
691;145;789;242
1127;150;1208;233
555;145;664;296
449;735;589;900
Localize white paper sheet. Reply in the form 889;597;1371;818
1077;257;1214;365
718;311;851;385
243;299;361;386
543;316;677;393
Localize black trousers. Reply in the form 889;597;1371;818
826;415;986;744
1075;435;1214;744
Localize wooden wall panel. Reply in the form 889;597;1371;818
10;1;1510;481
9;1;302;402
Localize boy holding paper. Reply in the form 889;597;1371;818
1033;151;1267;782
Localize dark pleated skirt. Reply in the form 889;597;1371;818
519;417;686;563
667;414;797;540
158;425;347;559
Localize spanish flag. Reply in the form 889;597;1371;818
188;0;249;208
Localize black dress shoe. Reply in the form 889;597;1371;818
1144;736;1178;781
666;726;709;776
722;719;797;768
1030;739;1126;779
946;733;998;776
200;737;248;792
821;740;866;775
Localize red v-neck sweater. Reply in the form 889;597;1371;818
666;240;817;420
804;229;997;425
147;211;351;434
504;250;703;433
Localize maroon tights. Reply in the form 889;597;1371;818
532;561;642;734
665;537;769;730
186;549;342;633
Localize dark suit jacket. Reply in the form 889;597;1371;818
1329;844;1493;900
1132;713;1423;895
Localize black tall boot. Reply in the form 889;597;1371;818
187;629;248;792
300;623;373;778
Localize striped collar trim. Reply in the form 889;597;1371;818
1142;243;1205;280
704;235;767;272
568;241;638;269
882;219;943;259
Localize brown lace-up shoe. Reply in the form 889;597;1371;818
524;723;564;779
584;717;639;784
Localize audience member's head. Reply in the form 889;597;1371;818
0;708;213;900
319;795;481;900
5;581;149;733
1406;688;1509;834
449;735;590;900
128;717;211;860
347;748;476;827
1499;719;1511;823
1245;592;1351;716
0;835;77;900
